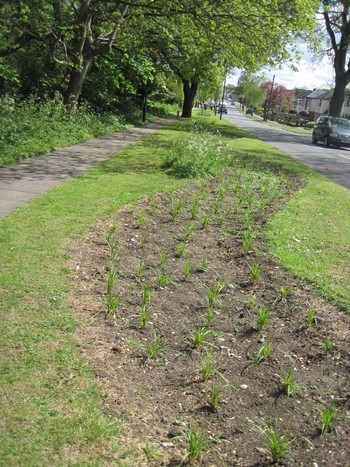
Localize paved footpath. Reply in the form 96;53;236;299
0;118;172;219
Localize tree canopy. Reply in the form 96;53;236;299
0;0;318;117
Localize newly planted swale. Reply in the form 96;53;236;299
68;118;350;465
1;115;350;465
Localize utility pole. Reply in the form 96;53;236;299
220;66;228;120
264;74;275;121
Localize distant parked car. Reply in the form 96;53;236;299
217;102;228;114
312;116;350;148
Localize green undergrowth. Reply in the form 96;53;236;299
0;114;349;465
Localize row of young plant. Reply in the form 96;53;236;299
100;144;340;463
103;173;340;463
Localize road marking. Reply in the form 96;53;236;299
336;153;350;161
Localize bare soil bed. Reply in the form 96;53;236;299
68;167;350;466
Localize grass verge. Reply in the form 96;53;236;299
0;115;349;465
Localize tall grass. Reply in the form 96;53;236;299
0;93;127;167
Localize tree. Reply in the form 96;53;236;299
0;0;318;115
318;1;350;116
260;81;295;116
235;72;267;109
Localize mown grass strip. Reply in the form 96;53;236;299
0;115;349;465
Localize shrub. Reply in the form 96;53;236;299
306;121;315;129
164;129;230;178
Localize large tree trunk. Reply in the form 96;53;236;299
182;79;198;118
63;59;92;110
329;74;347;116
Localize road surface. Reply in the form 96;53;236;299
223;107;350;190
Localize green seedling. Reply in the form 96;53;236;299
156;270;175;288
208;280;226;307
158;250;167;268
170;199;183;221
184;222;195;242
201;214;209;229
182;427;206;465
139;304;150;329
138;210;145;229
146;331;162;360
196;257;209;272
280;286;291;299
176;241;187;258
255;337;273;363
141;283;151;306
105;224;116;249
250;260;261;283
323;336;334;355
248;419;290;463
256;305;270;330
184;257;191;280
106;290;120;315
209;385;222;411
201;349;216;381
190;326;212;349
191;196;200;219
279;365;300;397
206;307;214;327
143;443;162;460
140;231;148;246
137;259;144;280
307;305;317;327
246;294;256;309
320;399;338;435
242;229;257;255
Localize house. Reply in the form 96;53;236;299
293;89;312;112
304;89;333;119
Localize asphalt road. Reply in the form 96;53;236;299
223;107;350;190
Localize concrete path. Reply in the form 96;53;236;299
0;118;172;219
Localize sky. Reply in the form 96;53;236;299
227;48;335;91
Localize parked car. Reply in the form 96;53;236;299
217;102;228;114
312;116;350;148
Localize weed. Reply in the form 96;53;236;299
146;331;162;360
307;305;317;327
184;257;191;280
190;326;212;349
250;260;261;283
176;241;187;258
320;399;338;435
255;337;273;363
256;305;270;330
201;349;216;381
141;283;151;306
170;199;183;221
279;365;301;397
196;257;209;272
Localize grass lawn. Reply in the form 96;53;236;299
0;115;349;465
